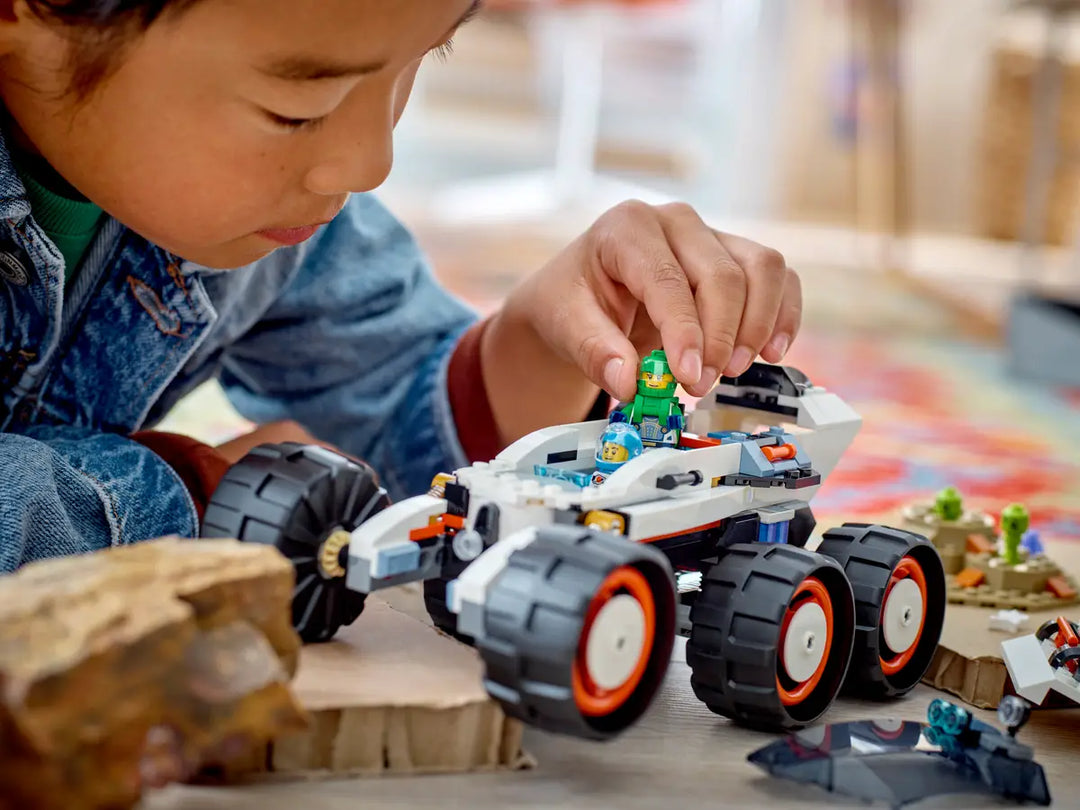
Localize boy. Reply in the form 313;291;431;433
0;0;802;572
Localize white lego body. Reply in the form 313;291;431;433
1001;631;1080;707
346;368;862;623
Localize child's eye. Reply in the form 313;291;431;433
265;111;328;132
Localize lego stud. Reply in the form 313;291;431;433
452;529;485;562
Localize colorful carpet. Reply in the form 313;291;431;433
781;330;1080;543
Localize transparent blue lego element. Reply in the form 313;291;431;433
928;698;971;736
533;464;592;488
749;695;1052;808
1022;529;1044;555
757;520;790;545
375;543;421;577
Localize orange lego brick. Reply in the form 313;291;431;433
966;534;995;554
1046;576;1078;600
955;567;986;588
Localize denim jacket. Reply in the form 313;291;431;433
0;130;479;572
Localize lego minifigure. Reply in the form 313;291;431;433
1000;503;1030;567
609;349;685;447
591;422;644;486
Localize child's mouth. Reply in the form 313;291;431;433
255;224;323;246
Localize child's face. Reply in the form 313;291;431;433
0;0;478;268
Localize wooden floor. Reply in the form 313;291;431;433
148;588;1079;810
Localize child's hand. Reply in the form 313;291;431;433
513;200;802;401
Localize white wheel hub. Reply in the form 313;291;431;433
584;594;647;690
882;578;923;654
782;601;828;683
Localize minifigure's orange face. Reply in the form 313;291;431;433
601;442;629;463
0;0;479;268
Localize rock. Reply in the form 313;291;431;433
0;537;308;810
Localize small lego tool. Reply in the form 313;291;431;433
609;349;685;447
590;422;644;486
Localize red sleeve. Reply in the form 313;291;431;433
447;316;612;463
129;431;233;525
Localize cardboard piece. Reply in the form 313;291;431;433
922;538;1080;709
225;596;534;781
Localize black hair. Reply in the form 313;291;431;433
24;0;203;98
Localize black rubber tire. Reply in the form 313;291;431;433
686;543;856;731
815;522;946;699
424;577;475;645
201;441;390;644
1037;617;1079;642
478;525;677;741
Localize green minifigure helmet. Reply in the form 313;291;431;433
637;349;677;398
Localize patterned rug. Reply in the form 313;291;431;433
780;330;1080;543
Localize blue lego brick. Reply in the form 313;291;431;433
757;520;791;544
739;442;775;477
707;431;749;442
375;543;421;578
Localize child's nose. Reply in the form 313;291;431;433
304;106;395;195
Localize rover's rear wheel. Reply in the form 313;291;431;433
815;523;946;698
201;442;390;643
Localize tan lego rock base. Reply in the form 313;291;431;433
0;538;308;810
214;597;533;783
922;537;1080;709
902;503;997;575
946;552;1080;610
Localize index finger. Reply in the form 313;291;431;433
593;202;705;388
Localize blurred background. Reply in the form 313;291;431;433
164;0;1080;538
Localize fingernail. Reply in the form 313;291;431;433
699;366;718;392
768;333;790;360
680;348;702;384
725;346;753;377
604;357;625;393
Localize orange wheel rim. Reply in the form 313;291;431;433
776;576;834;707
571;566;657;717
879;556;928;676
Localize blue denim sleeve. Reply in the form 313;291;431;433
217;194;480;502
0;427;199;572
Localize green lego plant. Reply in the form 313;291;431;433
999;503;1030;566
933;486;964;522
610;349;685;447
